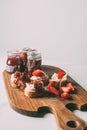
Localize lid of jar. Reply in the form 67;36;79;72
7;50;26;57
22;47;32;52
29;50;41;60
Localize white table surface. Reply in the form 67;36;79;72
0;54;87;130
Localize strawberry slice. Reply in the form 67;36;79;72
66;83;75;91
61;83;75;93
32;69;44;76
14;71;21;78
61;92;70;99
14;78;20;85
58;69;66;79
47;85;59;96
61;86;72;93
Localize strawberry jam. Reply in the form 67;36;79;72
6;50;28;73
27;50;42;75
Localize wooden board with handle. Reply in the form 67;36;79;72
3;65;87;130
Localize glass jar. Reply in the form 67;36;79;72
6;50;28;73
27;50;42;75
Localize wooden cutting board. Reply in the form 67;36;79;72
3;65;87;130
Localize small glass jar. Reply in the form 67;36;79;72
27;50;42;75
6;50;28;73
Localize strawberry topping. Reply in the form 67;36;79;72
66;83;75;91
32;69;45;76
61;92;70;99
58;69;66;79
47;85;59;96
61;86;72;93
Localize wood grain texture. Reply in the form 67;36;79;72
3;65;87;130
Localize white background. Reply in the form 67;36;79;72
0;0;87;66
0;0;87;130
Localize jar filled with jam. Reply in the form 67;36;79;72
27;50;42;75
6;50;28;73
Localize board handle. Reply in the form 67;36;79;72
50;102;87;130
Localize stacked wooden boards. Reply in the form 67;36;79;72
3;65;87;130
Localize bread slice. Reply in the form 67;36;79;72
24;89;44;98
